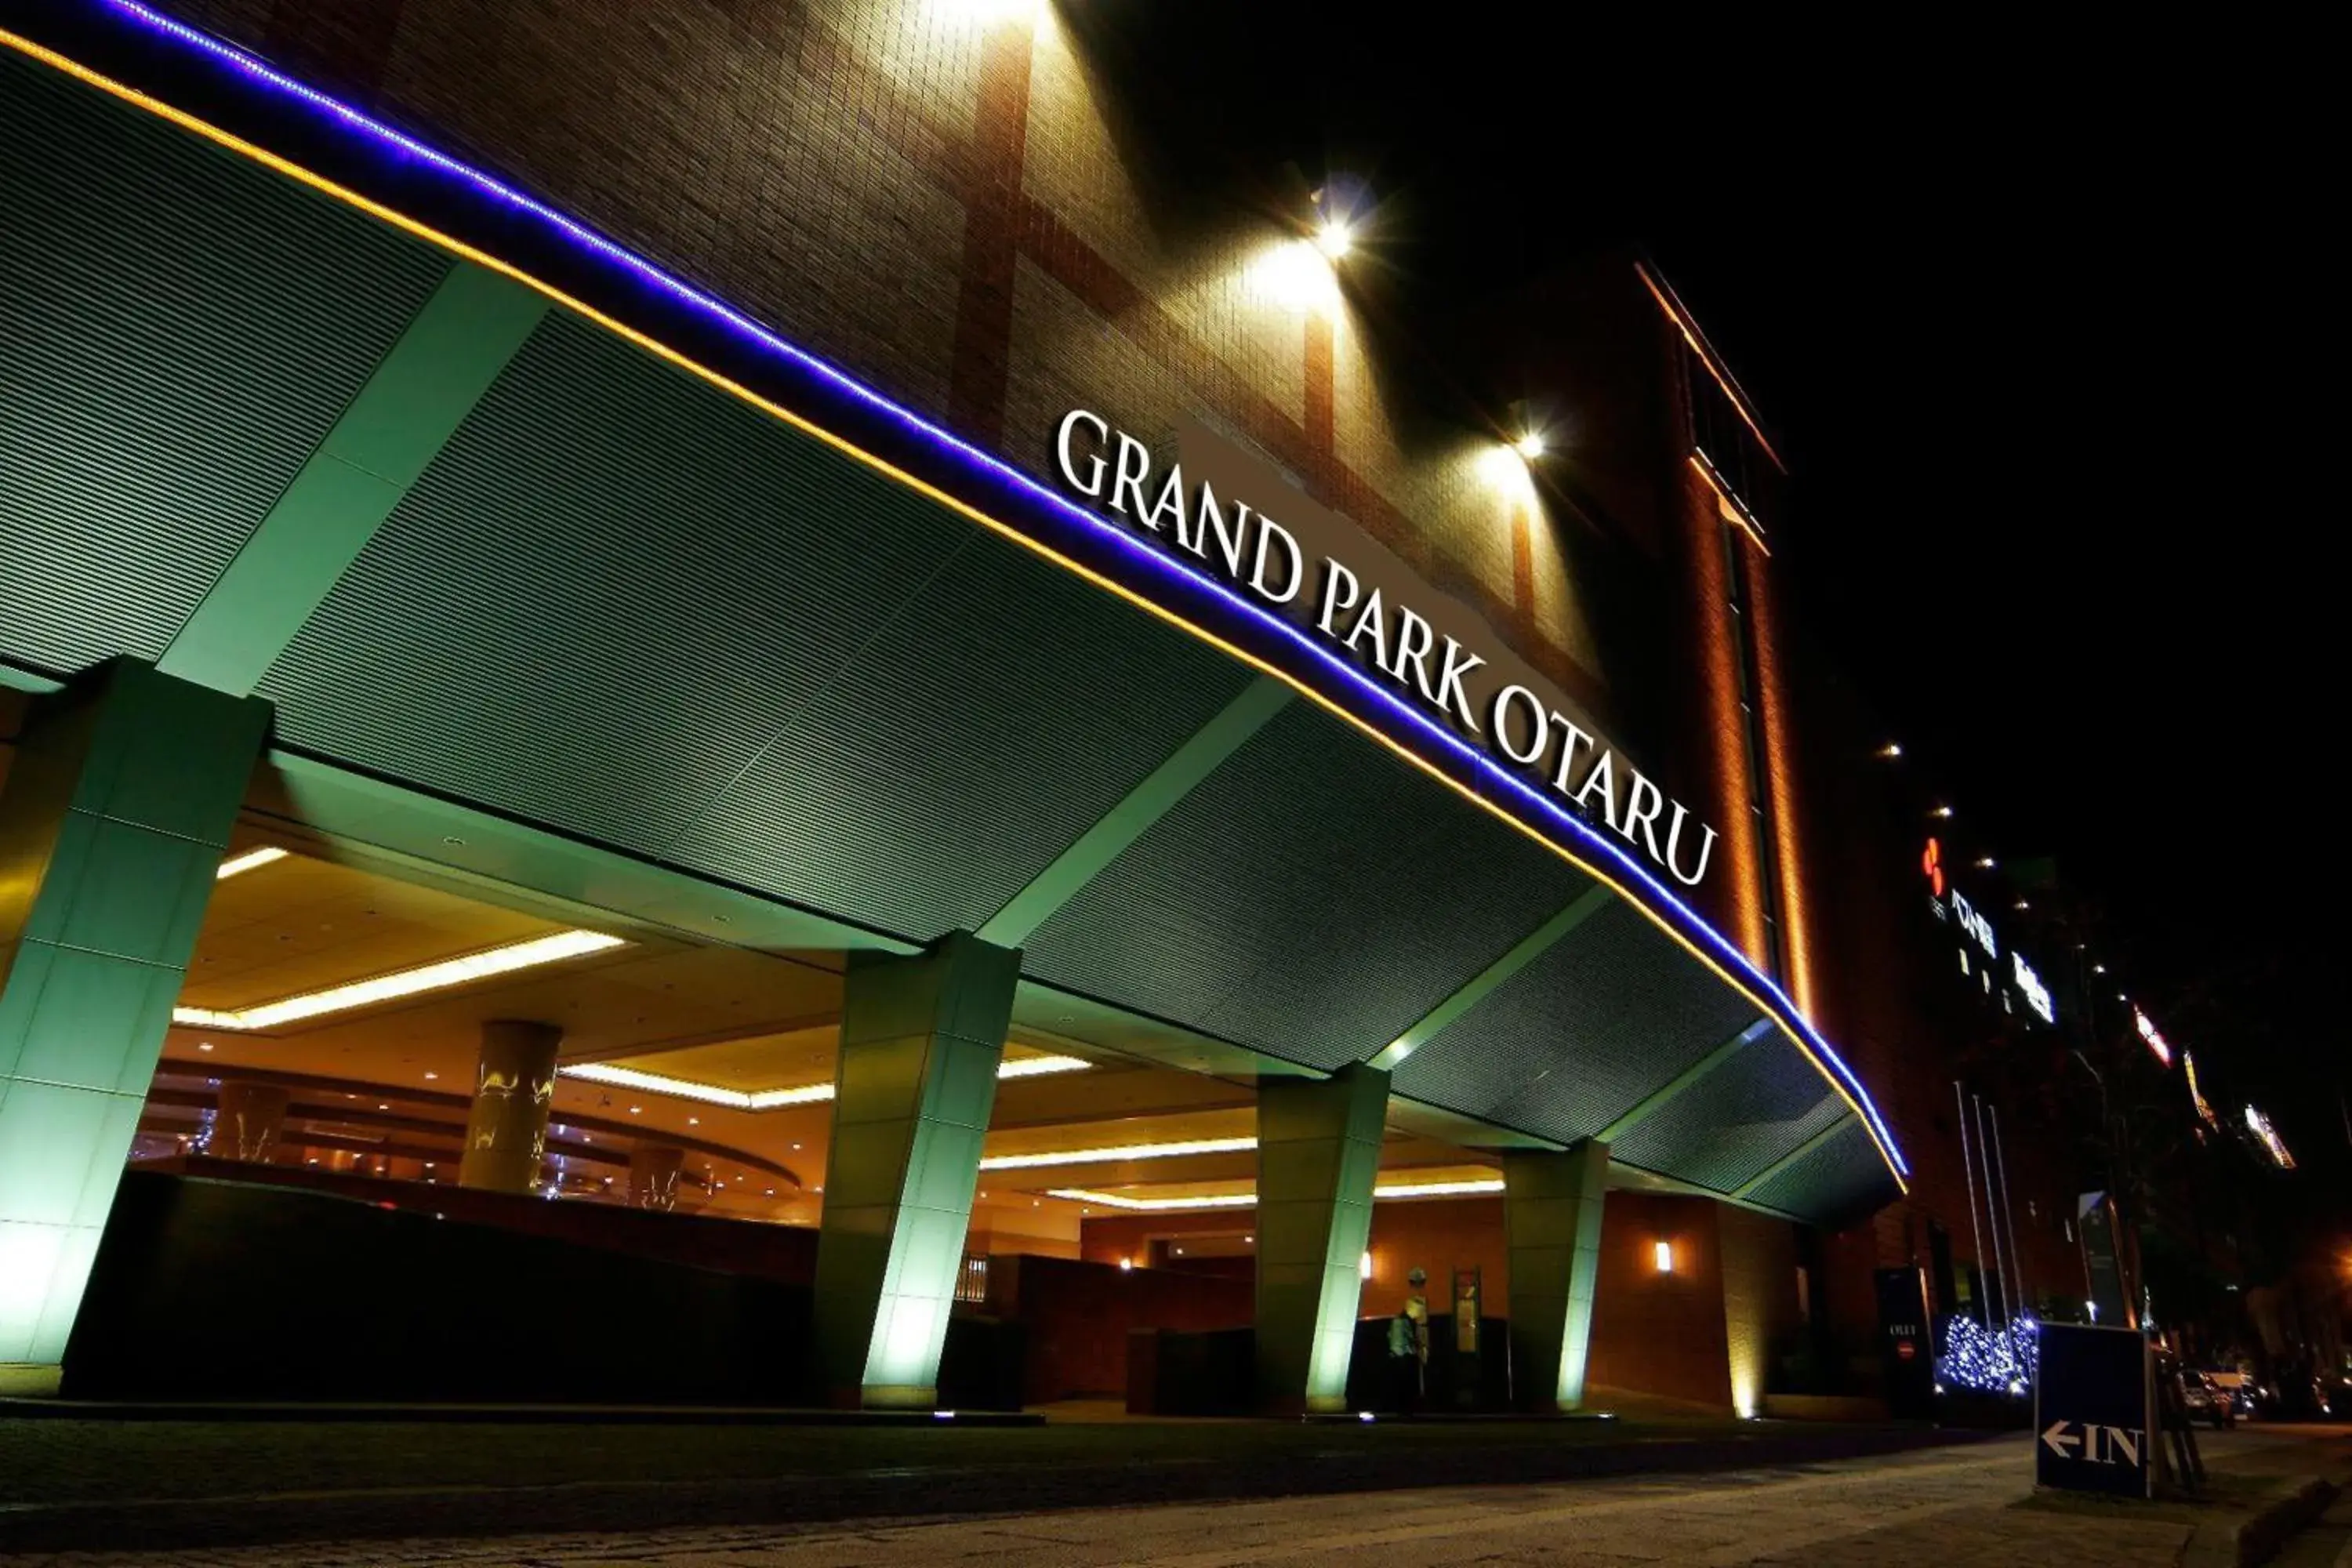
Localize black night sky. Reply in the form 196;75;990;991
1103;11;2338;1177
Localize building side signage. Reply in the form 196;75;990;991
1923;837;2056;1025
2012;951;2054;1024
1948;889;1998;959
1052;408;1719;887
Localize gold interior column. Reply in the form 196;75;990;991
211;1082;289;1161
457;1019;562;1193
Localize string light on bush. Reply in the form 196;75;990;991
1935;1313;2038;1396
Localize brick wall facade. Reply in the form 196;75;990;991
162;0;1618;725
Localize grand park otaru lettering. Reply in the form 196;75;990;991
1053;408;1719;888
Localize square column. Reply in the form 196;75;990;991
1504;1138;1611;1410
811;931;1019;1410
0;660;269;1392
1254;1062;1389;1414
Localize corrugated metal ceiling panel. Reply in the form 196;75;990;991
665;529;1256;938
1022;702;1595;1071
1394;898;1765;1144
1611;1029;1846;1193
263;312;973;858
1744;1116;1889;1221
0;53;446;673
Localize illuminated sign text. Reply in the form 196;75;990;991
1054;408;1719;887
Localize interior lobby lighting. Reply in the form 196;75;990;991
994;1054;1091;1080
1373;1178;1504;1200
979;1135;1254;1171
1045;1175;1504;1213
1046;1188;1255;1212
172;930;625;1032
561;1053;1090;1111
214;845;289;880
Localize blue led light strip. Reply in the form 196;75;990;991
85;0;1906;1178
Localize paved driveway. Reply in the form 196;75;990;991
0;1432;2255;1566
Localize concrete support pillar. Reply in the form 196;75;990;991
629;1142;684;1211
1254;1062;1389;1414
0;659;269;1393
211;1083;288;1161
811;931;1018;1409
1504;1138;1611;1411
457;1020;562;1194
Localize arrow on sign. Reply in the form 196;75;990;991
2041;1421;2081;1458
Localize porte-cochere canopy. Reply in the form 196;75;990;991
0;11;1905;1224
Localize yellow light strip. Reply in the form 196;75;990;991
1047;1177;1504;1212
1636;263;1786;472
1688;450;1771;555
981;1135;1255;1171
2;28;1900;1192
560;1053;1090;1112
172;930;625;1032
215;845;289;880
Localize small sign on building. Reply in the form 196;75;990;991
2034;1322;2154;1498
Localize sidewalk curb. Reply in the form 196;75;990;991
2185;1475;2335;1567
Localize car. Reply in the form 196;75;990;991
2179;1371;2235;1429
2203;1370;2259;1421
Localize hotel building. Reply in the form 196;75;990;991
1;0;2087;1415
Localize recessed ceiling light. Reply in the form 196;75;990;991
1047;1176;1504;1213
559;1054;1087;1110
172;930;626;1032
981;1135;1254;1171
214;846;288;880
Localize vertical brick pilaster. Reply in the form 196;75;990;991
1744;540;1817;1024
1511;499;1536;631
945;18;1034;445
1303;310;1336;493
